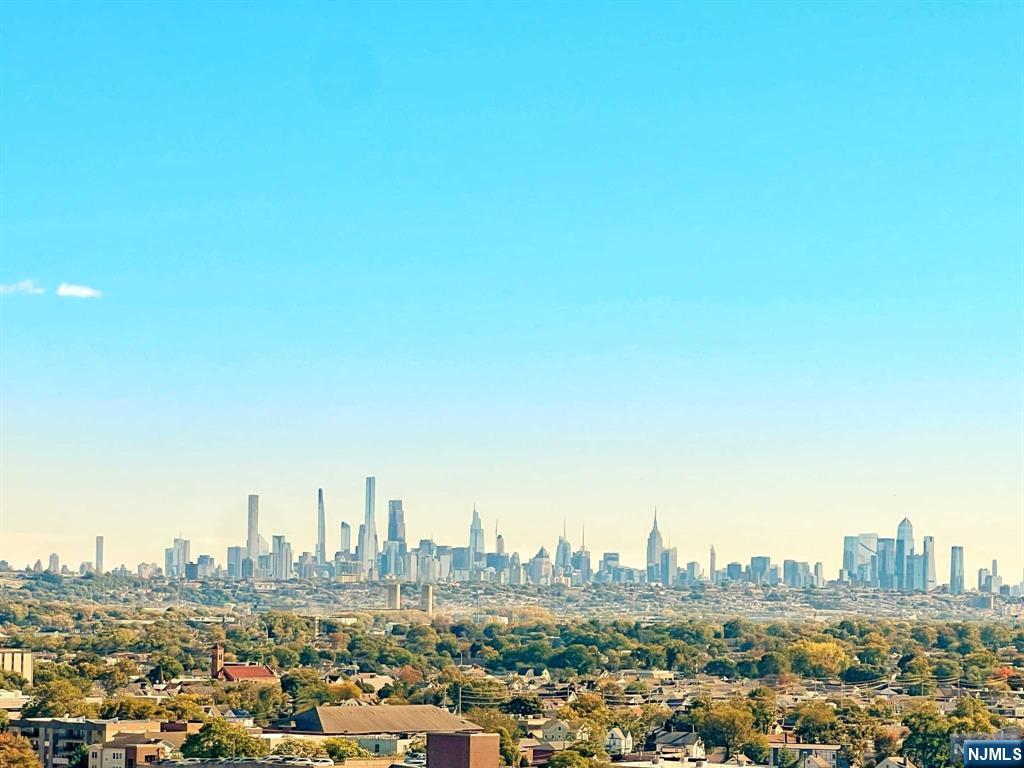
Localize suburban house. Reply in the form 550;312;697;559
606;726;634;756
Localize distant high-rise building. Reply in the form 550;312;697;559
272;535;293;580
469;506;485;568
950;546;965;595
895;517;914;590
165;537;190;579
95;536;104;575
47;553;59;573
876;537;896;589
495;524;505;555
528;547;552;585
247;495;260;561
814;561;824;587
340;522;351;555
842;536;859;581
709;545;717;583
988;559;1002;593
646;511;663;578
388;500;406;543
358;477;378;578
571;545;591;583
227;546;245;579
906;553;925;592
922;535;936;592
554;523;572;575
750;556;771;585
316;489;327;565
978;567;992;592
857;533;879;585
660;547;678;586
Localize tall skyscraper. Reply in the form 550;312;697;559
842;535;859;580
358;477;378;578
340;522;351;555
857;533;879;585
495;524;505;556
316;488;327;565
922;535;936;592
661;547;678;586
247;495;260;561
709;545;717;583
554;523;572;575
876;537;896;589
227;546;244;579
750;555;771;584
272;535;293;580
95;535;104;575
895;517;914;590
469;506;485;568
388;500;406;543
950;546;965;595
646;510;663;578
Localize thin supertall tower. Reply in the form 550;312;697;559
247;495;260;560
359;477;378;578
316;488;327;565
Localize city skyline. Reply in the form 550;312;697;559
2;2;1021;578
7;478;1019;588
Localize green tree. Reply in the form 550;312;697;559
699;701;756;758
323;738;370;762
147;656;184;683
794;702;841;744
272;740;328;758
902;703;950;768
501;695;543;716
747;687;778;734
23;679;96;717
948;696;1001;735
99;696;162;720
741;734;770;764
547;752;590;768
181;719;269;758
67;744;89;768
757;652;790;677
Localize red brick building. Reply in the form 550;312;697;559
426;732;500;768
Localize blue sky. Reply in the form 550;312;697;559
1;1;1021;579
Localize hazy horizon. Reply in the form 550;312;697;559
1;2;1022;580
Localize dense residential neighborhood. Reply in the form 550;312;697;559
0;572;1021;767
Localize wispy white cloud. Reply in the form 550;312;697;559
0;279;45;295
57;282;102;299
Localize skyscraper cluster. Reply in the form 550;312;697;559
839;518;994;594
38;480;1008;596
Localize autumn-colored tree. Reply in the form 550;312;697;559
0;732;39;768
